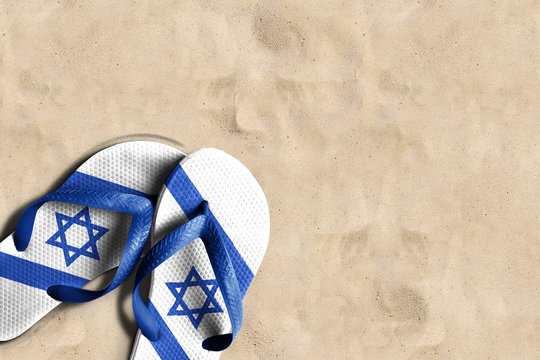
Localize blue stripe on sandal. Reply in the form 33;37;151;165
147;300;190;360
0;252;88;290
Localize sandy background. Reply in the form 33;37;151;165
0;0;539;359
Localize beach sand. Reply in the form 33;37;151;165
0;0;539;358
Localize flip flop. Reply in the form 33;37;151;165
0;141;185;341
130;148;270;360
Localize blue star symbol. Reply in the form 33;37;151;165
46;206;109;267
166;266;224;329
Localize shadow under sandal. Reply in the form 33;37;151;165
130;148;270;360
0;141;185;341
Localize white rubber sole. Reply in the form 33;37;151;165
0;141;185;341
130;149;270;360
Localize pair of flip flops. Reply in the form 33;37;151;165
0;141;270;359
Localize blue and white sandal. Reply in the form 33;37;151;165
130;149;270;360
0;141;185;341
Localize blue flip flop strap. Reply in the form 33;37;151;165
199;202;243;351
132;202;243;352
13;188;153;303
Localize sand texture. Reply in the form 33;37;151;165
0;0;539;359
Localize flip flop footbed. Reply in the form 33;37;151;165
131;149;270;360
0;141;185;341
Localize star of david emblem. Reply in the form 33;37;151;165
46;206;109;267
166;266;224;329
